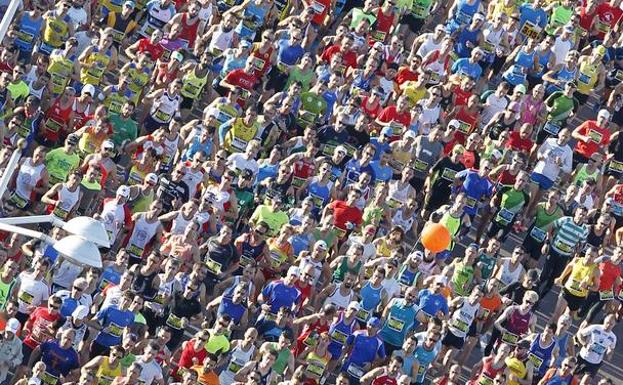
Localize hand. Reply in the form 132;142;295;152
554;278;564;287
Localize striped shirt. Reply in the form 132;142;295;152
551;217;589;256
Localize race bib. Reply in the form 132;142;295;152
451;318;469;333
10;193;29;209
414;159;428;172
205;258;223;275
495;208;515;226
441;168;457;182
529;226;547;243
457;120;471;134
347;363;364;378
154;109;172;122
166;313;184;329
599;290;614;301
44;117;64;132
107;322;124;337
41;372;59;385
609;160;623;173
554;239;574;254
543;121;561;135
502;331;519;344
127;244;144;258
227;358;245;374
387;315;405;332
331;328;349;344
520;20;542;39
588;129;603;143
355;307;370;322
528;353;544;369
19;291;34;305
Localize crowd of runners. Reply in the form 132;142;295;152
1;0;623;385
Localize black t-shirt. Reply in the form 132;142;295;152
156;176;190;211
430;157;465;195
203;237;239;278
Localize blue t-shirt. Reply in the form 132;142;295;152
40;341;80;380
413;332;442;383
519;3;548;32
56;291;80;318
369;137;391;161
343;159;376;185
261;280;301;314
379;298;419;347
456;169;494;215
451;58;483;80
417;289;449;317
370;161;393;183
345;330;386;366
94;306;135;347
277;39;305;66
455;28;481;59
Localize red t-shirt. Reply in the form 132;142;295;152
173;339;208;378
328;200;363;230
452;85;473;107
23;307;63;348
361;96;382;119
224;69;258;107
395;66;418;86
377;105;412;126
599;261;621;292
137;38;165;61
505;130;533;154
593;3;623;39
305;0;331;25
321;45;358;69
574;120;611;158
579;6;596;33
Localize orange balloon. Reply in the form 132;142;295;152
421;223;451;253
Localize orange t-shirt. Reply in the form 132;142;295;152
192;365;220;385
480;294;503;321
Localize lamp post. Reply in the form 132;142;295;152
0;141;109;268
0;0;21;45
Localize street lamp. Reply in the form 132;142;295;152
0;140;108;268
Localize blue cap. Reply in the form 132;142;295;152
367;317;381;328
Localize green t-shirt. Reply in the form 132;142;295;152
265;342;292;375
120;353;136;369
45;148;81;184
547;92;577;121
109;113;138;148
494;187;529;226
205;332;231;355
7;81;29;102
250;205;290;236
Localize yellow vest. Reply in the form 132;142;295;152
565;258;596;297
577;60;598;95
224;118;258;153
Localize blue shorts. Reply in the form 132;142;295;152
531;172;555;190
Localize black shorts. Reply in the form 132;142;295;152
442;329;465;349
575;355;602;377
575;93;590;106
562;288;587;312
400;14;425;33
523;227;545;261
467;321;479;337
572;152;589;170
180;96;195;110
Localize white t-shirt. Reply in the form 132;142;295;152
579;325;617;364
16;272;50;314
227;153;259;176
552;37;573;66
137;357;164;385
52;259;83;290
480;94;509;126
532;138;573;181
67;6;88;29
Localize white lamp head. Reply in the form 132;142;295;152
62;216;110;248
53;235;103;268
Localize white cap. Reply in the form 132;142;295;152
598;109;611;120
473;13;485;21
448;119;460;129
116;185;130;198
334;145;348;155
145;173;158;185
102;140;115;150
287;266;300;277
5;318;20;334
403;130;417;140
82;84;96;96
434;275;448;285
72;305;89;320
347;301;361;311
315;240;328;250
